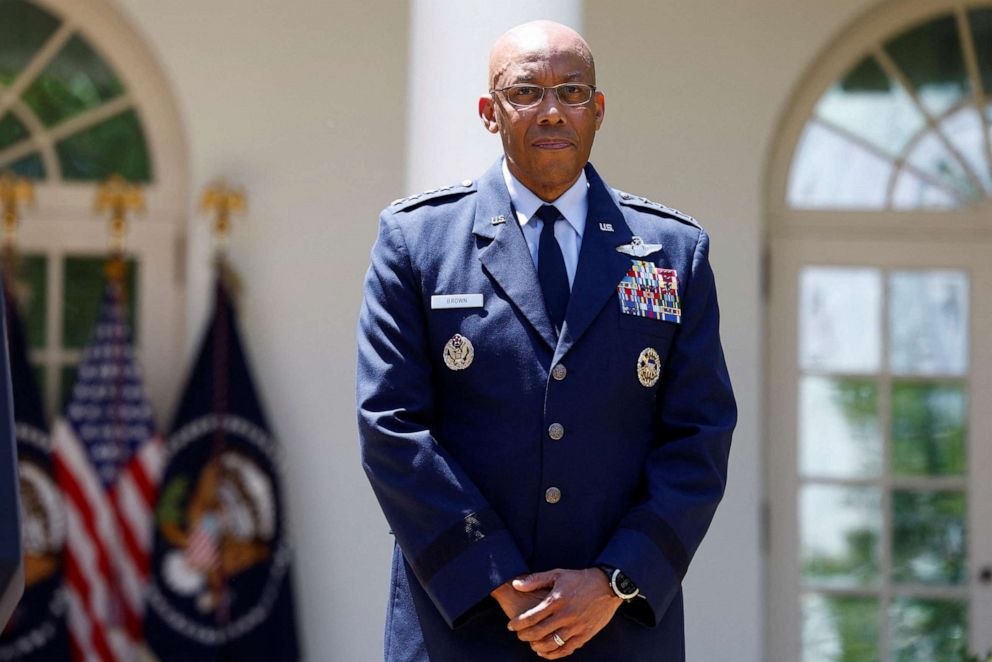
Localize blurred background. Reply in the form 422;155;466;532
0;0;990;659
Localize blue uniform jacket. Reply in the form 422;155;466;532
357;160;736;661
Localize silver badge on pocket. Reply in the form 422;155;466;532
443;334;474;370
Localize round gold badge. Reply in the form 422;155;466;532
443;333;474;370
637;347;661;387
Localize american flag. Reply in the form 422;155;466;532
52;279;164;662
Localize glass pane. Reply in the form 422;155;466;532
815;55;925;154
891;382;967;477
801;484;881;586
4;152;45;180
20;34;125;128
56;110;152;182
891;171;959;210
7;254;47;349
884;15;969;117
800;267;881;373
892;490;967;585
890;598;968;661
800;377;881;479
0;112;29;151
59;364;76;413
32;364;46;412
904;132;981;202
940;107;992;194
889;270;968;376
0;0;61;86
62;256;137;349
969;9;992;95
788;122;893;209
802;593;879;662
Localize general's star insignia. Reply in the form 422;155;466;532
637;347;662;387
443;334;474;370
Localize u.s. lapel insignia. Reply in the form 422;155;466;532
491;215;506;225
616;236;663;258
443;334;474;370
637;347;661;387
598;222;614;232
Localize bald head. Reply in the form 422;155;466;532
488;21;595;90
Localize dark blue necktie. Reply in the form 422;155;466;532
535;204;569;335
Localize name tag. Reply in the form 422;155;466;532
431;293;484;309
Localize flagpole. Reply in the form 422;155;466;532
200;180;246;629
0;170;34;291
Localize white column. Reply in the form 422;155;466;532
405;0;582;195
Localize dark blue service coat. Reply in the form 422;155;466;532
357;160;736;661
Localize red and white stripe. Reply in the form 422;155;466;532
53;419;164;662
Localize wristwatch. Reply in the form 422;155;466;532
597;565;640;600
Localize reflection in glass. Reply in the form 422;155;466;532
969;9;992;95
62;256;137;350
892;382;966;476
885;15;969;117
0;112;29;151
787;122;893;209
56;110;152;183
890;598;968;661
889;270;968;375
802;593;878;662
801;485;881;586
904;132;979;202
800;267;881;372
800;377;880;479
940;107;992;194
0;0;60;86
21;35;125;128
815;56;925;155
891;171;958;209
6;153;45;180
892;490;967;585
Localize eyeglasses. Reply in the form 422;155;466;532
490;83;597;108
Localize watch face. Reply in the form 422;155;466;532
613;570;639;599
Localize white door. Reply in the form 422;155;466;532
767;236;992;660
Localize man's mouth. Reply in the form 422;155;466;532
533;140;573;150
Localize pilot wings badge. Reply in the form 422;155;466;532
615;236;662;258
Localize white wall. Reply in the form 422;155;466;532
106;0;885;659
585;0;876;659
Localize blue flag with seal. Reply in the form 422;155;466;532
0;277;70;661
145;274;299;660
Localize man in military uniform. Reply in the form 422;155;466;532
357;20;735;661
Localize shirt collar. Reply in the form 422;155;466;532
502;159;588;237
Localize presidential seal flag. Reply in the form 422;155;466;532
51;273;164;661
0;280;70;661
145;276;299;661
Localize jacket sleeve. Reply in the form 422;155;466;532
356;211;529;628
595;228;736;626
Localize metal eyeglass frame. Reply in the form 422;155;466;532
489;83;597;108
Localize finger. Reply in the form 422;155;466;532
538;631;588;659
514;613;567;642
507;594;557;632
528;627;572;654
512;570;558;592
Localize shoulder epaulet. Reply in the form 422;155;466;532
615;190;700;228
389;179;477;211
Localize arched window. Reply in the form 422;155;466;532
0;0;187;422
766;2;992;660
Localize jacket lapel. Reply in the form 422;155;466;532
473;161;558;351
553;164;634;365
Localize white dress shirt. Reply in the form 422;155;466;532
502;159;588;288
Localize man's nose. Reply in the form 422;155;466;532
536;90;566;124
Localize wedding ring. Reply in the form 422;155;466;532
552;632;566;647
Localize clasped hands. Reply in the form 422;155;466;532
491;568;622;659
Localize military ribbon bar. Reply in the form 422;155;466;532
617;260;681;323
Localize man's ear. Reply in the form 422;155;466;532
479;96;499;134
593;91;606;130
